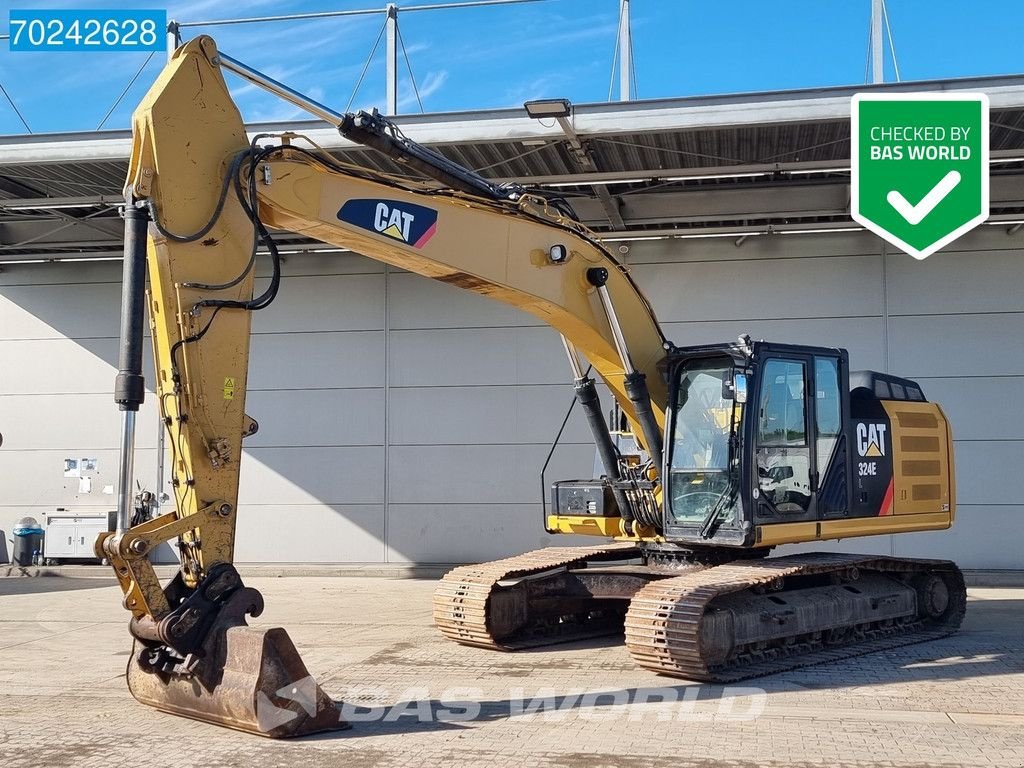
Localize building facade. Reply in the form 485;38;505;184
1;80;1022;568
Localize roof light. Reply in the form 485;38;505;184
779;227;862;235
523;99;572;119
2;202;102;211
662;172;768;182
545;178;649;188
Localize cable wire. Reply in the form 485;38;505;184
607;15;620;101
540;365;592;518
397;23;424;113
96;51;157;130
345;16;388;113
863;10;872;84
630;38;639;100
882;0;901;82
0;80;31;133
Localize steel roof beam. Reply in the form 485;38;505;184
6;74;1024;164
0;174;45;199
550;115;625;229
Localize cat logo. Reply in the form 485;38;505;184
337;199;438;249
856;422;887;457
374;203;414;241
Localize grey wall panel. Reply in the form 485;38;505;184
951;440;1024;506
0;448;157;507
389;326;567;387
0;261;122;287
886;248;1024;316
238;446;384;506
918;377;1024;441
248;331;385;390
632;255;883;322
234;504;385;563
625;231;882;264
662;317;887;372
0;393;159;450
0;338;155;395
245;388;384;448
388;443;594;505
386;504;606;563
389;384;591;446
0;282;121;339
251;273;385;334
3;230;1024;569
0;338;119;394
893;505;1024;570
888;313;1024;377
388;271;541;330
255;252;383;278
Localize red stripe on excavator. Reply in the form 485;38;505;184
414;221;437;248
879;478;895;516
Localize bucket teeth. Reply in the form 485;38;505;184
127;589;348;737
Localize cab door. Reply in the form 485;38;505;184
811;354;853;519
751;351;850;524
753;356;816;523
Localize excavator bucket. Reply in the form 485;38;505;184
125;589;348;738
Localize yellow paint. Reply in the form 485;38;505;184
545;515;663;542
882;399;954;518
756;511;953;547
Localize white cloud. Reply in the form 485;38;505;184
397;70;448;111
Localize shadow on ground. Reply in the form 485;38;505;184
0;575;118;595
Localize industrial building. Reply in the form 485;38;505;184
0;16;1021;569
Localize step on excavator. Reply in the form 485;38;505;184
97;37;964;737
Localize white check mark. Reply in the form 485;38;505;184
886;170;962;225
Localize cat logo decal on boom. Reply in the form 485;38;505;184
337;199;439;248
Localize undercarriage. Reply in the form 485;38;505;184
434;544;966;681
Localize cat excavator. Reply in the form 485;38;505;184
97;36;965;738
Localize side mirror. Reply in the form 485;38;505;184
734;373;748;404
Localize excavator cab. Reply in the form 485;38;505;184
662;338;954;550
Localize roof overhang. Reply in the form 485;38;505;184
2;73;1024;263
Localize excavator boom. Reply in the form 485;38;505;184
98;36;672;736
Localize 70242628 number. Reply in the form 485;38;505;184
8;10;167;52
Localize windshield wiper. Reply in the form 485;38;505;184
698;476;737;539
698;424;740;539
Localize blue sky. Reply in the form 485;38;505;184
0;0;1022;135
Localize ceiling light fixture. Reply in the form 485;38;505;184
544;178;649;188
2;202;103;211
523;98;572;119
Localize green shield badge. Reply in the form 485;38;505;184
851;93;989;260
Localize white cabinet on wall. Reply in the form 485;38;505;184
43;511;115;562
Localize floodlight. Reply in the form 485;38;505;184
524;99;572;119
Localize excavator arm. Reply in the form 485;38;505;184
97;37;671;736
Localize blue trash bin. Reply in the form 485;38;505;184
13;517;44;566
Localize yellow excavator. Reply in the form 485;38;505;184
97;37;964;738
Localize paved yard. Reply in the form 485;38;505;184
0;575;1022;768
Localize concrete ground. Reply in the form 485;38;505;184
1;576;1022;768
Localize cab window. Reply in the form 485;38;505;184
814;356;841;471
756;359;811;513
